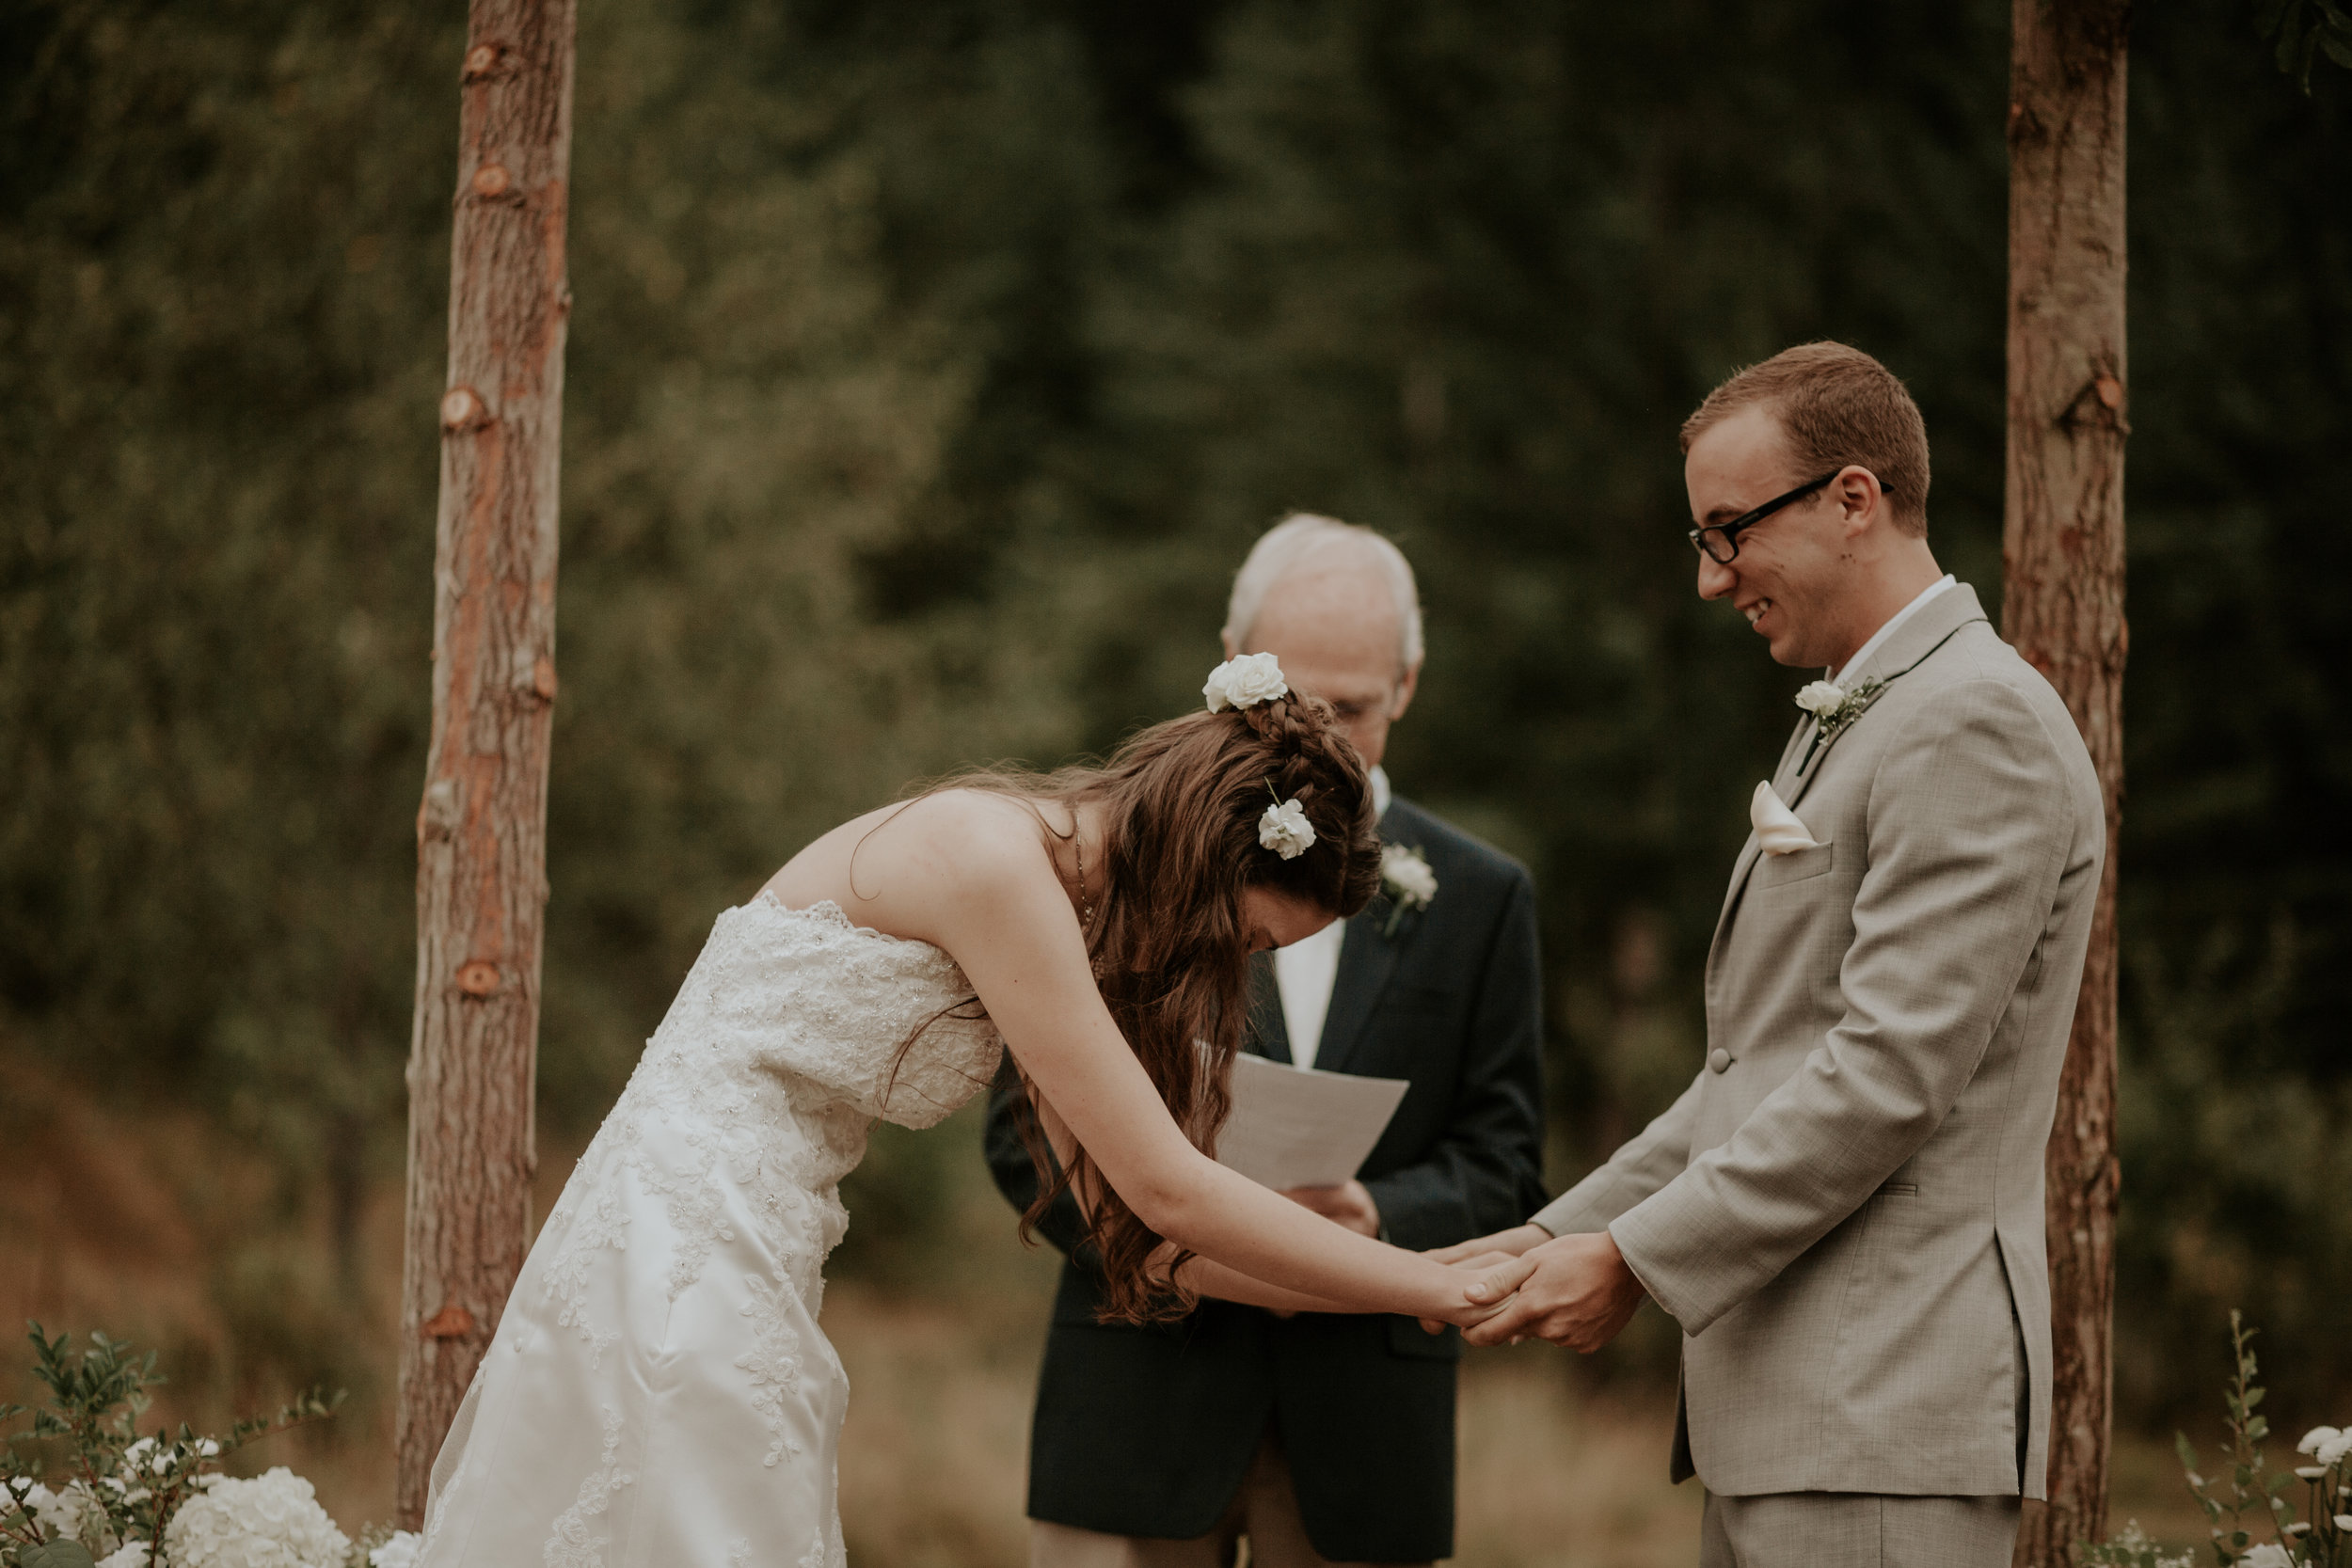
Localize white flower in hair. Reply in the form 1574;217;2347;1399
1259;797;1316;860
1203;652;1290;713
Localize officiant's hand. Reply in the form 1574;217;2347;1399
1279;1180;1381;1238
1458;1230;1646;1352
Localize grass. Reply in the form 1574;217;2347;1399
0;1064;2231;1565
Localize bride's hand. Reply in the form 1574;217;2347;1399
1421;1251;1537;1332
1422;1224;1549;1267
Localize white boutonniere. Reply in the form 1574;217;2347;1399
1378;843;1437;936
1792;677;1887;773
1789;618;1988;775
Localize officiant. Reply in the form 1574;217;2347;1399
985;515;1548;1568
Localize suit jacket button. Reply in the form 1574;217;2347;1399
1708;1048;1732;1073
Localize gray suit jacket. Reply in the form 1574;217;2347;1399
1532;583;2103;1500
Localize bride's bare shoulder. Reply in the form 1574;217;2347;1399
851;787;1063;901
900;787;1058;863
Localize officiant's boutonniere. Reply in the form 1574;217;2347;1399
1379;843;1437;937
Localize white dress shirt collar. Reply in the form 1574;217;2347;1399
1834;574;1956;687
1273;765;1391;1069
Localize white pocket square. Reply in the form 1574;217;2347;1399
1750;781;1825;856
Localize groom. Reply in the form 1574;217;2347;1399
988;515;1547;1567
1448;342;2106;1568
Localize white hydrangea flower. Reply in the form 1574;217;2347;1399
98;1543;153;1568
1203;652;1290;713
2239;1544;2295;1568
27;1479;112;1544
368;1532;422;1568
1793;679;1847;717
1258;798;1315;860
1379;844;1437;908
162;1466;350;1568
2299;1426;2352;1468
2336;1514;2352;1531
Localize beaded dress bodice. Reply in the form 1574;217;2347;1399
543;895;1001;1313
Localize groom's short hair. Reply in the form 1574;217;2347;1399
1680;342;1931;536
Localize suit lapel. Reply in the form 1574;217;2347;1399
1782;583;1990;814
1309;906;1402;1077
1770;715;1813;798
1247;951;1292;1064
1712;585;1990;947
1710;835;1767;958
1708;717;1807;953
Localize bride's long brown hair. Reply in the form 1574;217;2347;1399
966;690;1383;1324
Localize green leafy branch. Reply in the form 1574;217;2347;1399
2257;0;2352;92
2171;1311;2345;1567
2;1324;344;1568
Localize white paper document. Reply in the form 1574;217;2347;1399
1214;1051;1410;1191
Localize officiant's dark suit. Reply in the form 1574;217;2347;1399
985;790;1545;1564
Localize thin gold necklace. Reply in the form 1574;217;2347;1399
1070;811;1096;929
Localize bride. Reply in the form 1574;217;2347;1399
413;656;1533;1567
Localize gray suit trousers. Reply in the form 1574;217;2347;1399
1699;1491;2021;1568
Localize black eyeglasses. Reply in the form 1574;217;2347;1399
1688;471;1841;564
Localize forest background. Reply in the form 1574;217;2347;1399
2;0;2346;1560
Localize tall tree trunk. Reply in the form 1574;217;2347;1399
394;0;577;1528
2004;2;2130;1562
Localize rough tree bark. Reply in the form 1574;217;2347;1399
2004;2;2130;1562
394;0;577;1528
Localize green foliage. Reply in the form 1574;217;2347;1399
2137;1312;2352;1566
1;1324;342;1566
2086;1521;2199;1568
0;0;2345;1424
2256;0;2352;90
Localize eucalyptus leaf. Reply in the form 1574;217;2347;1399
21;1541;101;1568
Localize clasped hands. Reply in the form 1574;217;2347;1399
1273;1181;1535;1331
1420;1224;1649;1350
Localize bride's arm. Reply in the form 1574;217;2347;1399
867;801;1530;1326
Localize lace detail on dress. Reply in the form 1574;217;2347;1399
543;1406;635;1568
736;1272;807;1468
541;1170;632;1354
419;898;998;1567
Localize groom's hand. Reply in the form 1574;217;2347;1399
1459;1230;1647;1352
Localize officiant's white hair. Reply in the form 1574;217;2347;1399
1223;514;1424;673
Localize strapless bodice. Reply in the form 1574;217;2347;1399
635;894;1000;1129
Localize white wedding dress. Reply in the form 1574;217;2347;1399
416;895;1002;1568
